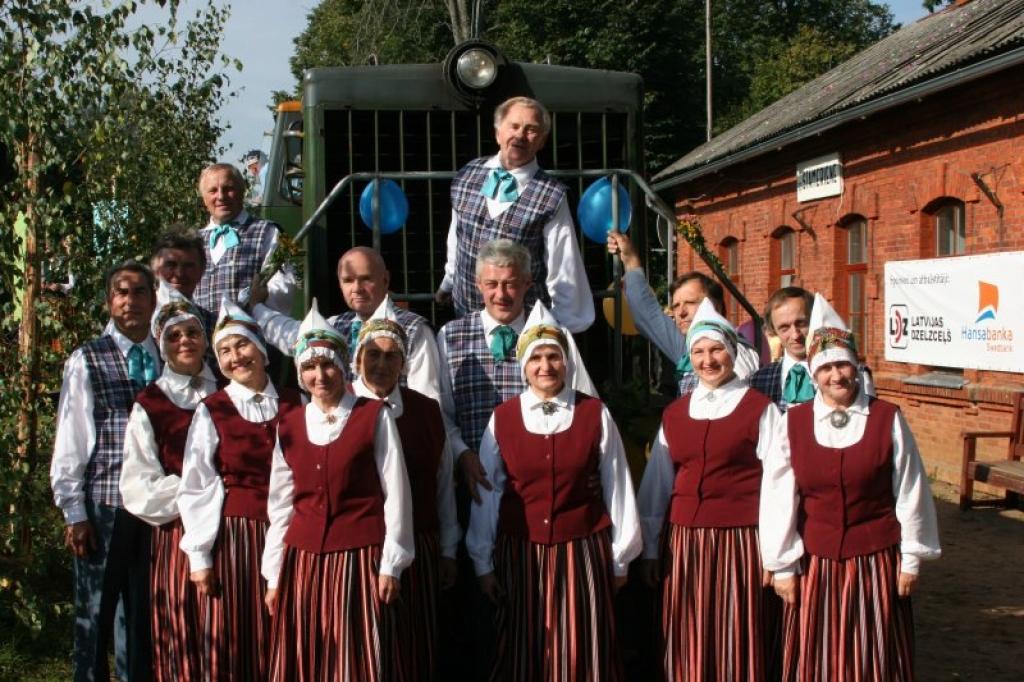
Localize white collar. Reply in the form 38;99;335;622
521;384;574;411
485;154;539;190
105;321;158;360
480;308;526;336
781;351;810;377
307;391;355;422
226;377;278;402
811;384;869;421
204;209;249;230
692;374;745;402
351;377;403;410
161;363;217;391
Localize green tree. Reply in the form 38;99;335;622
0;0;238;645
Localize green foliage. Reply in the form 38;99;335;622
289;0;452;83
0;0;238;642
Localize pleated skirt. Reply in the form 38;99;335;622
197;515;269;682
781;545;915;682
150;519;201;682
397;533;441;682
268;543;402;682
491;530;624;682
659;523;781;682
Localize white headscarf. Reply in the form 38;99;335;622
212;298;268;364
806;293;858;375
151;281;206;360
293;298;348;374
685;297;738;360
352;296;409;376
515;302;574;384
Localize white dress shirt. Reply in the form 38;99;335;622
178;379;284;572
120;365;218;527
50;324;160;525
760;389;941;579
253;298;442;402
467;385;642;577
436;309;599;459
637;377;781;559
352;378;460;559
440;155;595;333
199;209;297;313
261;392;415;588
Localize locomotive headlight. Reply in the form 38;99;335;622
456;48;498;89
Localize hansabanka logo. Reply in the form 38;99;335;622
975;281;998;323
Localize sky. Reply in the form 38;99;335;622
132;0;934;167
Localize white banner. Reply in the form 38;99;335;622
884;253;1024;372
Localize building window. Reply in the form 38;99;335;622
719;237;741;322
922;198;966;256
770;227;796;287
834;215;868;355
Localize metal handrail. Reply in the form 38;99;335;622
296;169;763;384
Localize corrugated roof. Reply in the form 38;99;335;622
653;0;1024;185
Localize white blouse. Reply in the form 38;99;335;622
760;389;942;578
467;385;642;577
637;376;782;559
352;378;460;559
119;365;218;526
178;380;284;572
261;392;415;588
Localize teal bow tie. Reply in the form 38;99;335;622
127;344;158;388
349;320;363;350
209;222;240;250
674;353;693;380
489;325;517;362
783;364;815;404
480;168;519;203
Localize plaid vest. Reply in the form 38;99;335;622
450;158;564;317
748;362;786;411
439;312;525;454
192;215;276;311
677;372;699;397
81;335;159;507
332;307;429;385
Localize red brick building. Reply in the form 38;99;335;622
652;0;1024;485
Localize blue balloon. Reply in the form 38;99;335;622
577;176;632;243
359;179;409;234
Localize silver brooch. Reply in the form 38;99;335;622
829;410;850;428
189;376;204;389
325;414;337;424
706;391;716;402
252;394;264;404
540;401;558;415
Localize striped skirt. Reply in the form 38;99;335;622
197;515;269;681
150;519;201;682
268;543;402;682
781;545;915;682
492;530;624;682
659;523;781;682
396;533;441;682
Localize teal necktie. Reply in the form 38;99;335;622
674;353;693;380
782;364;815;404
489;325;517;362
127;344;158;388
209;222;240;250
349;320;363;350
480;168;519;202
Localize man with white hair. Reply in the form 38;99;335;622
436;96;594;333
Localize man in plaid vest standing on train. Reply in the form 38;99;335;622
436;96;594;334
50;261;160;681
191;162;296;313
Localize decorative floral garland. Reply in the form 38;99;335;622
675;213;725;274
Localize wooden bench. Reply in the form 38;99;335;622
960;391;1024;510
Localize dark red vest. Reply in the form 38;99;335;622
663;388;770;528
395;388;445;535
135;384;194;477
204;387;300;521
494;392;611;545
278;398;387;554
788;398;902;560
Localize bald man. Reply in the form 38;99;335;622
250;246;441;400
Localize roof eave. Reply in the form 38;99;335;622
653;44;1024;193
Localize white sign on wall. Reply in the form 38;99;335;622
884;253;1024;372
796;152;843;202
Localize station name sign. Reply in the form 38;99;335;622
796;152;843;202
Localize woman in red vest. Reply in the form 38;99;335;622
348;300;459;682
637;298;783;681
262;300;414;681
178;299;300;681
121;284;219;681
468;302;642;681
760;294;940;681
